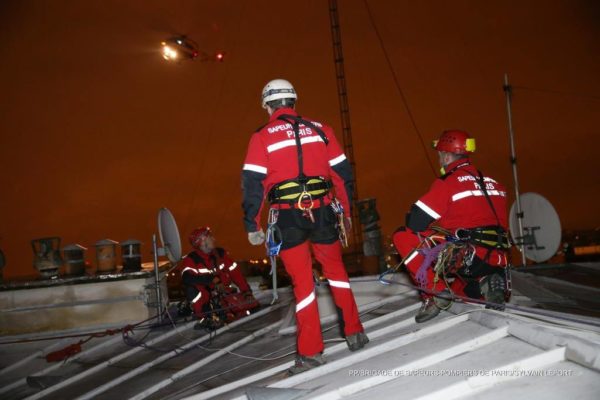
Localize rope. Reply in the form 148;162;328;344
41;319;149;362
362;0;437;176
415;242;445;287
163;304;296;362
0;315;156;346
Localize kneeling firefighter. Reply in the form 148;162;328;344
393;130;511;323
181;227;257;330
242;79;368;375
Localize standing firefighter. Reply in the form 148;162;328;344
393;130;511;323
242;79;368;374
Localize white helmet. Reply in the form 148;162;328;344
261;79;297;109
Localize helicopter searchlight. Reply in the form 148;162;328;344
160;36;225;62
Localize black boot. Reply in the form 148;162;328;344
480;273;506;310
287;353;326;375
346;331;369;351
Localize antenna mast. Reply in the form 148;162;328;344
503;73;527;267
328;0;361;252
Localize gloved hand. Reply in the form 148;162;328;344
248;229;265;245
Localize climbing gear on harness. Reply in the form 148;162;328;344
330;198;348;247
432;237;474;286
411;226;511;309
266;209;282;257
415;242;447;288
266;208;281;304
297;191;315;222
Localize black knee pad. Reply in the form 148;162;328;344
185;285;199;302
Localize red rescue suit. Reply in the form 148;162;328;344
181;247;251;318
393;158;509;298
242;107;364;356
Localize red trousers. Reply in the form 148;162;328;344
280;241;363;356
189;284;211;317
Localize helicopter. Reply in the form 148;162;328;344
161;36;225;62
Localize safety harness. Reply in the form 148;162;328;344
414;166;512;302
454;226;511;250
268;177;331;203
440;163;510;251
267;114;332;206
460;169;511;252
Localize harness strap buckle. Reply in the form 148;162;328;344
454;228;470;241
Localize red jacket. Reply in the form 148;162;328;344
242;107;353;232
181;247;250;292
407;158;509;265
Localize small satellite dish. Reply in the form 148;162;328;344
509;192;561;263
157;208;182;263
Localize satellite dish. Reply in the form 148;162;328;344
157;208;182;263
509;192;561;263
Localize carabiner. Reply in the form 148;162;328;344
266;209;282;257
297;191;314;210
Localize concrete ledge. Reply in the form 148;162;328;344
0;264;169;336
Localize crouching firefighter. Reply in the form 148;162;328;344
392;130;512;323
242;79;368;375
181;227;257;330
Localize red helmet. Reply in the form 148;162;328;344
189;227;211;248
433;130;476;154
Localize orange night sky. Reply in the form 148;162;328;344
1;0;598;278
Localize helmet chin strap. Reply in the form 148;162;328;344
439;152;450;175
